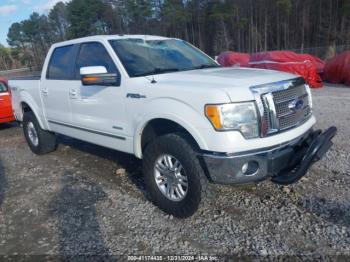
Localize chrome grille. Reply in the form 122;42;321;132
261;82;312;135
278;106;311;130
272;84;307;103
274;94;308;116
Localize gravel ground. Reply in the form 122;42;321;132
0;84;349;260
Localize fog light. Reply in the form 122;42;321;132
242;163;249;174
241;161;259;176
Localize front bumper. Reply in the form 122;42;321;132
201;126;337;185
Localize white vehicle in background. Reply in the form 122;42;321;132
9;35;336;217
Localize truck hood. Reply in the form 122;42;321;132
152;67;297;102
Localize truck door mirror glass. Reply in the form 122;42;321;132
80;66;120;86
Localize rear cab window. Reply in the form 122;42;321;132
46;45;79;80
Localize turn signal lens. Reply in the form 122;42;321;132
205;105;222;129
82;76;101;82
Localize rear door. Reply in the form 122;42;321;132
41;44;79;130
0;81;14;121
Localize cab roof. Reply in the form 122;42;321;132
52;35;172;48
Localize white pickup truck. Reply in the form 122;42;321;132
10;35;336;217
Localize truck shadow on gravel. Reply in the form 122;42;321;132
58;135;146;196
0;158;8;208
298;197;350;227
0;122;18;130
48;172;111;259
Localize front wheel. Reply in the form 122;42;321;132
142;133;211;218
23;112;57;155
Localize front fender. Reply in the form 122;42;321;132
133;98;212;158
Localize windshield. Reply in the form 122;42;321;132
109;39;219;77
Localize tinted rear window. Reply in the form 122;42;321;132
47;45;78;80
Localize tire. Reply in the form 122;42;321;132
142;133;212;218
23;112;57;155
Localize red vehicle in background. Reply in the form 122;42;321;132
0;77;16;124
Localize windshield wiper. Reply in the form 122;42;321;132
134;67;180;77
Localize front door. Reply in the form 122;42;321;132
69;42;128;151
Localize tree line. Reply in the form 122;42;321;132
2;0;350;71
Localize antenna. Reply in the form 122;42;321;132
144;75;157;84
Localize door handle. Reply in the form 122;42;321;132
69;89;78;99
42;88;48;95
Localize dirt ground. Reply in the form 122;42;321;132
0;84;349;260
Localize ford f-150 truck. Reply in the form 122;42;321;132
10;35;337;217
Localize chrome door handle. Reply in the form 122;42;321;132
42;89;48;95
69;89;78;98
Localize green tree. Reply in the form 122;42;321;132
161;0;190;39
7;13;54;70
208;0;237;52
0;45;13;71
7;23;26;49
120;0;154;33
5;0;350;69
66;0;111;38
21;13;53;68
49;2;69;41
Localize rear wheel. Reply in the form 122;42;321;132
143;133;212;218
23;112;57;155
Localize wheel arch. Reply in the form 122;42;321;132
19;94;48;130
135;116;208;159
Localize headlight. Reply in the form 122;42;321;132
205;102;259;139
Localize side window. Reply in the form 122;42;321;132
76;42;118;79
47;45;78;80
0;82;7;92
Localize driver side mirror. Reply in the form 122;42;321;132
80;66;120;86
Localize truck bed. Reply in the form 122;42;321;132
10;76;41;81
9;77;42;122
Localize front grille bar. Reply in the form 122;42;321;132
274;93;308;105
261;93;279;132
250;77;310;137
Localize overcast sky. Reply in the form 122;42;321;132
0;0;66;46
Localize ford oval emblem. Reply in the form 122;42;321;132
288;99;304;111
